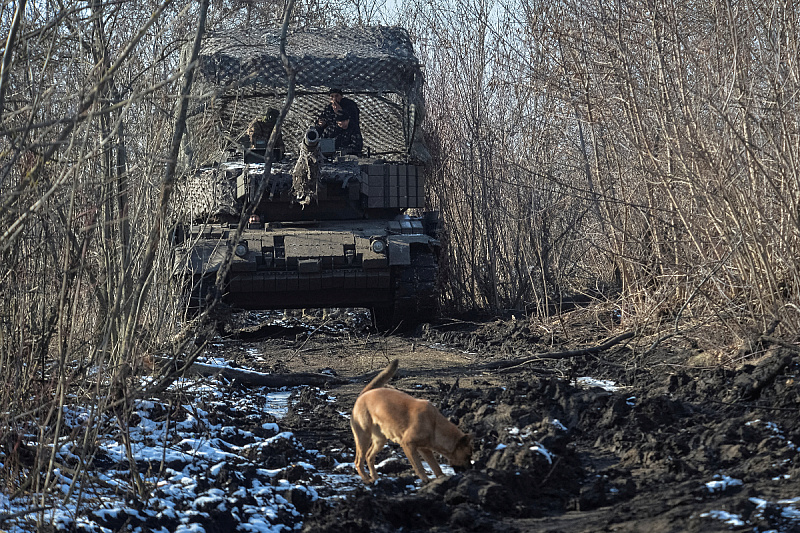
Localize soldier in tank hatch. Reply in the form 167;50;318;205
316;88;360;134
242;108;284;160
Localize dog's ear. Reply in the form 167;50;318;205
458;433;474;449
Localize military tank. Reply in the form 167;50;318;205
176;26;438;330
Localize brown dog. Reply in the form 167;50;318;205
350;359;473;484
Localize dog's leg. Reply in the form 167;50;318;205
365;434;387;483
354;441;372;483
418;448;444;478
401;443;430;482
351;422;373;484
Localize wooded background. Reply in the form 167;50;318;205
410;0;800;337
1;0;799;518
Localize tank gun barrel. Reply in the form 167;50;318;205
303;127;320;149
292;127;322;207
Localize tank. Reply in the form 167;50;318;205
175;26;438;330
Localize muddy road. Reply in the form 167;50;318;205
206;309;800;533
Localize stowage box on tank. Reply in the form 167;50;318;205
176;26;438;329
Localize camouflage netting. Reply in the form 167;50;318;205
177;167;239;220
183;26;428;167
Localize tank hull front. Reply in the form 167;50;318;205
178;219;437;326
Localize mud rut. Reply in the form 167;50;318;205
209;311;800;533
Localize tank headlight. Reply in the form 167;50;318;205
371;239;386;254
235;241;249;257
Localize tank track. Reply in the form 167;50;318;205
374;247;439;331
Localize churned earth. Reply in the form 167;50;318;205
7;308;799;532
227;309;800;533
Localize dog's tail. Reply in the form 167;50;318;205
359;359;399;396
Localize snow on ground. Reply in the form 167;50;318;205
0;356;358;532
3;346;800;532
576;376;621;391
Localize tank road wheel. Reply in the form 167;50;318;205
373;247;439;332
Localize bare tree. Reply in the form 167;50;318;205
0;0;292;524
